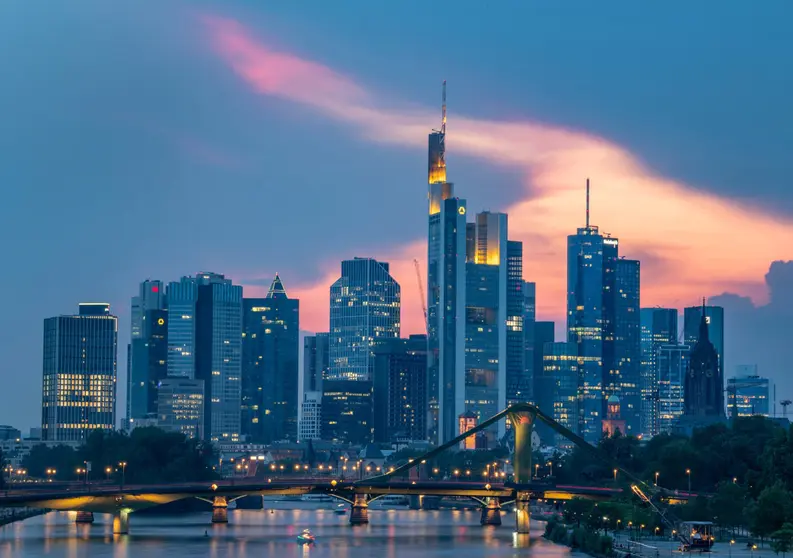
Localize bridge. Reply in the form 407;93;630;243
0;403;679;535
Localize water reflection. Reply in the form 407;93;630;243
0;507;575;558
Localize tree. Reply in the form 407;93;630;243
771;523;793;558
746;483;793;539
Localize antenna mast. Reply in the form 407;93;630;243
586;178;590;228
441;80;447;135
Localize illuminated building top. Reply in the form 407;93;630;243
428;81;450;214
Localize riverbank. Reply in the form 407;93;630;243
544;518;614;557
0;507;47;527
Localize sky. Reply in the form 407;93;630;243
0;1;791;429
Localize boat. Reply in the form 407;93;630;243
296;529;315;544
369;495;409;508
334;504;348;515
301;494;333;503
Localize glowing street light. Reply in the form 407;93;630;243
119;461;128;489
686;468;691;492
654;471;659;486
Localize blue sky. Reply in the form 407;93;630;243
0;1;791;429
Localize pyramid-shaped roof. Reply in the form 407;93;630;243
266;273;288;299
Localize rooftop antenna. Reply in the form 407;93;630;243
586;178;590;228
441;80;447;135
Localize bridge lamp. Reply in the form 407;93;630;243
280;465;285;471
331;480;338;487
453;469;460;478
485;483;492;490
270;464;276;471
294;464;300;471
389;467;395;473
304;465;309;471
420;460;426;464
319;464;324;470
465;470;470;476
433;468;439;474
366;466;372;472
376;467;381;472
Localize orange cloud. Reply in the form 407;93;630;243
204;15;793;335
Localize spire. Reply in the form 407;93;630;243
586;178;590;228
699;297;710;341
266;273;288;299
441;80;447;135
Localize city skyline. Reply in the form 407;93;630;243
2;2;793;429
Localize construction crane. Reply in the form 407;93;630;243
413;259;429;335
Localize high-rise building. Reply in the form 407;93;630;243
241;275;300;443
657;344;689;434
303;333;329;394
328;258;400;381
463;211;509;441
543;342;579;448
683;302;724;420
426;84;467;445
567;180;619;444
41;303;118;442
166;273;242;442
727;369;770;418
157;378;204;439
298;391;322;441
321;380;372;444
506;241;526;406
684;304;725;373
372;335;427;443
639;308;678;437
522;282;537;403
128;280;167;424
614;259;641;435
531;321;556;434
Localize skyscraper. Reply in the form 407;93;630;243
657;344;689;434
127;280;167;424
639;308;678;437
427;84;467;445
684;304;724;372
328;258;400;381
157;378;204;439
166;272;243;442
464;211;509;441
614;259;641;435
543;342;579;448
241;275;300;443
506;241;526;406
522;281;537;403
567;180;619;443
42;303;118;442
727;370;770;418
300;333;328;441
372;335;427;443
531;321;556;443
683;302;724;420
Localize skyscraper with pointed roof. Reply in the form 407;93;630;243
242;274;300;442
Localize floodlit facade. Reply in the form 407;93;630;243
41;303;118;442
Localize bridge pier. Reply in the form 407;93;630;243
74;511;94;524
349;494;369;525
408;495;422;510
515;492;530;534
480;497;502;526
112;510;130;535
211;496;229;524
508;408;536;484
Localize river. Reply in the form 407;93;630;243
0;505;576;558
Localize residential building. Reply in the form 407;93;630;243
41;303;118;442
242;275;300;443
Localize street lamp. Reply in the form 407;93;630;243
655;471;659;486
751;543;757;558
685;468;691;492
730;539;735;558
535;463;539;478
453;469;460;480
119;461;127;489
105;466;112;481
613;468;618;481
547;461;554;477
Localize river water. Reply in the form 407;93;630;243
0;505;575;558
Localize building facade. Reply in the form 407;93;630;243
506;241;526;406
371;335;428;443
127;280;167;424
683;303;724;420
241;275;300;443
328;258;400;381
727;371;770;418
657;344;689;434
567;204;619;444
303;333;329;394
542;342;579;448
614;259;641;435
639;308;678;437
157;378;204;439
321;380;373;444
298;391;322;441
41;303;118;442
522;281;537;403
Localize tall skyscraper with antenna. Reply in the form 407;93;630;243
427;82;467;444
567;179;620;443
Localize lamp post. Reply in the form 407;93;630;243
730;539;735;558
105;466;112;481
686;468;691;492
655;471;659;486
535;463;539;479
548;461;554;477
119;461;127;489
613;468;618;482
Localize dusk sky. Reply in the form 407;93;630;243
1;1;792;429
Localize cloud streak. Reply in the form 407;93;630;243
203;15;793;335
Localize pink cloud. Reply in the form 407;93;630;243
204;15;793;334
